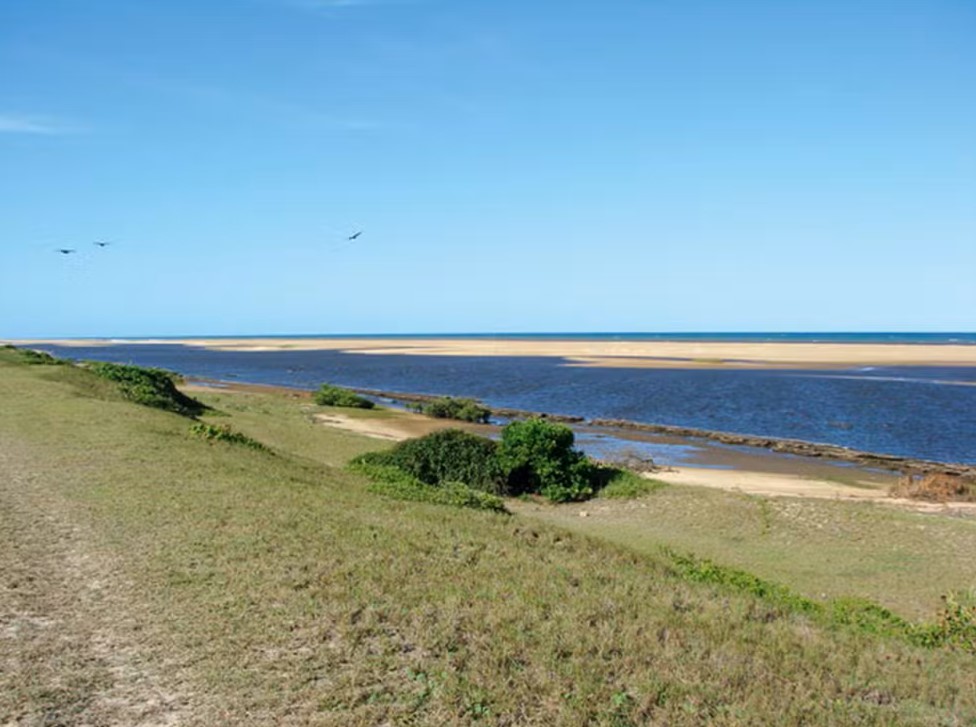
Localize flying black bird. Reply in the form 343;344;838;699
347;230;363;241
56;249;76;255
93;241;111;248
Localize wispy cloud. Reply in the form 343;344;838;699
0;114;79;135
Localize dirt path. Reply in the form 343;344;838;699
0;438;190;726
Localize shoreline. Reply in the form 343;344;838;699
186;377;976;477
185;378;976;516
14;336;976;369
355;385;976;477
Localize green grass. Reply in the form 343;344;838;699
84;360;207;416
512;483;976;621
189;421;271;452
598;469;668;499
2;348;975;724
313;383;375;409
412;396;492;423
10;347;68;365
350;461;508;513
189;387;380;467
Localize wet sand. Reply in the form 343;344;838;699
19;337;976;369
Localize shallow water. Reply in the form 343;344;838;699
37;343;976;464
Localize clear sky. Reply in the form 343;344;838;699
2;0;974;337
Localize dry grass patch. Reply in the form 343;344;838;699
892;472;976;503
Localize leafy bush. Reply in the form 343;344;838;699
86;361;206;417
598;468;667;499
314;383;375;409
15;348;66;366
351;461;507;513
663;547;976;653
417;396;491;423
189;422;270;452
352;429;506;495
351;419;644;504
914;591;976;652
497;419;595;502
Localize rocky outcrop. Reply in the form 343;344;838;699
588;419;976;477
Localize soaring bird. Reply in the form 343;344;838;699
56;249;76;255
347;230;363;241
93;241;111;248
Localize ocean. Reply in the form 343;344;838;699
33;336;976;465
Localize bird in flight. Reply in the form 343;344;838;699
56;248;76;255
347;230;363;241
93;241;111;248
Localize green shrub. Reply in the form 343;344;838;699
914;591;976;652
351;461;507;513
598;468;667;499
86;361;206;417
660;548;971;648
313;383;375;409
352;429;506;495
418;396;491;423
189;422;270;452
16;348;66;366
497;419;594;502
351;420;633;504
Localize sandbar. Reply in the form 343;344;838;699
16;336;976;369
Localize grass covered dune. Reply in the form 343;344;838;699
1;349;975;724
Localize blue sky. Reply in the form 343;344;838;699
1;0;974;336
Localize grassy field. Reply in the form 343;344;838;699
2;349;975;725
513;484;976;622
197;385;976;620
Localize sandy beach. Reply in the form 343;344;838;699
16;337;976;369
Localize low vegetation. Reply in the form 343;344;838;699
663;548;976;651
597;468;667;499
313;382;375;409
189;422;270;452
85;360;207;417
11;347;67;366
352;428;505;494
411;396;491;423
497;418;596;501
351;461;507;513
353;419;631;503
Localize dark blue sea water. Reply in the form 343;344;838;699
35;342;976;465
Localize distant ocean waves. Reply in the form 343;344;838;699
36;343;976;465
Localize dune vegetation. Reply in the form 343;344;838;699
1;346;975;725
